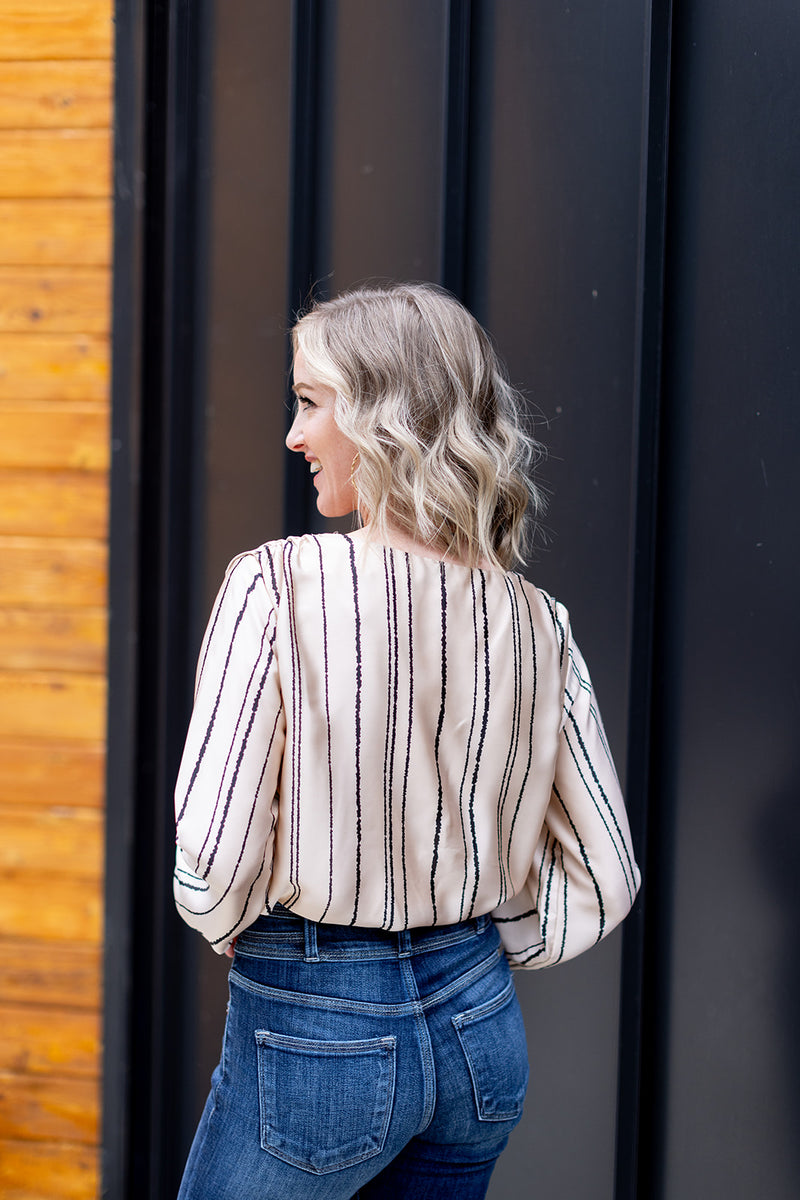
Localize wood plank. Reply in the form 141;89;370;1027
0;740;105;808
0;805;103;879
0;671;106;741
0;60;111;130
0;938;101;1009
0;1004;99;1076
0;404;109;470
0;608;106;672
0;537;107;608
0;1138;97;1200
0;470;108;538
0;267;110;332
0;199;110;266
0;875;102;943
0;333;108;401
0;1070;98;1143
0;130;111;198
0;2;112;62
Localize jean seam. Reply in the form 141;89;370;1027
399;956;437;1133
451;979;515;1030
228;946;502;1017
235;916;490;961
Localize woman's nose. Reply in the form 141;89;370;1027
285;413;303;451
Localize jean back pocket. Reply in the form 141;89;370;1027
452;981;529;1122
255;1029;396;1175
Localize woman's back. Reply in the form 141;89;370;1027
175;532;634;960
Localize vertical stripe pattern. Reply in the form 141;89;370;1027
174;533;639;965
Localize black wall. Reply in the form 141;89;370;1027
106;2;800;1197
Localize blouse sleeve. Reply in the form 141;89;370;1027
493;607;640;968
173;551;285;953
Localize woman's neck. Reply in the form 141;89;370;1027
349;523;482;568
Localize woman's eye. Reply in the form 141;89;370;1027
297;396;315;411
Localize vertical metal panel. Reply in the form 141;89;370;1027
440;0;473;295
463;5;650;1196
314;0;448;288
185;0;296;1150
616;3;674;1196
200;1;293;591
104;1;145;1192
106;1;213;1194
648;2;800;1197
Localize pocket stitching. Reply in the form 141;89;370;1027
255;1030;397;1174
451;985;528;1123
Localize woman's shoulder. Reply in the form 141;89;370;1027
223;533;355;591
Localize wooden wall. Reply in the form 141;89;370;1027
0;3;113;1197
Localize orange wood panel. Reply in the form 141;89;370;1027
0;4;113;1192
0;60;111;129
0;740;104;808
0;608;106;672
0;805;102;878
0;404;109;471
0;1070;99;1143
0;470;108;539
0;2;112;62
0;333;108;401
0;267;110;332
0;875;102;943
0;670;106;741
0;129;111;198
0;199;110;266
0;1004;99;1076
0;1138;97;1200
0;938;101;1008
0;537;107;608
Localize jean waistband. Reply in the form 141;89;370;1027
234;908;492;962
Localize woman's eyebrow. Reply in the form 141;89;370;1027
291;380;315;395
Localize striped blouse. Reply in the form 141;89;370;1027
174;533;640;967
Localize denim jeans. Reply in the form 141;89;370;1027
178;909;529;1199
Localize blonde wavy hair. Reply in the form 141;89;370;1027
292;283;544;570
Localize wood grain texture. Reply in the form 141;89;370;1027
0;875;102;943
0;805;103;878
0;6;113;1187
0;333;108;400
0;470;108;538
0;671;106;741
0;1070;99;1142
0;2;112;62
0;938;101;1008
0;537;107;607
0;1138;97;1200
0;60;111;129
0;608;106;671
0;740;105;808
0;1005;100;1076
0;199;110;265
0;267;110;332
0;130;111;198
0;404;109;470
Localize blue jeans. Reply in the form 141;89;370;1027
178;910;528;1199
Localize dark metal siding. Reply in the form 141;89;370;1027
641;2;800;1197
106;1;800;1196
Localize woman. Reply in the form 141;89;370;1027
174;283;640;1198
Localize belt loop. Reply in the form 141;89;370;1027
303;918;319;963
397;930;412;958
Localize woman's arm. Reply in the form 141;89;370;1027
494;615;640;969
173;551;286;954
